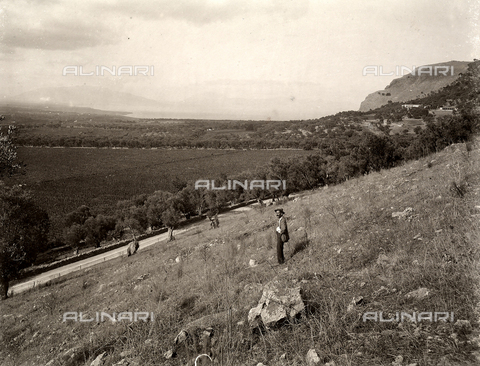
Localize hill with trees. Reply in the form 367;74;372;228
0;60;478;279
359;60;469;111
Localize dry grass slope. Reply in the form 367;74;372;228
1;139;479;366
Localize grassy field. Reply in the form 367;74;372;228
1;137;479;365
4;147;310;236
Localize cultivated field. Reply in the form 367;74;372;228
4;147;311;235
1;139;479;365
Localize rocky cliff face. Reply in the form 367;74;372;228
359;61;469;111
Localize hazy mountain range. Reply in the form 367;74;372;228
3;60;471;119
6;86;163;115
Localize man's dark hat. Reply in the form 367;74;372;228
274;208;285;214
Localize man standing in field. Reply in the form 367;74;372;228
275;208;289;264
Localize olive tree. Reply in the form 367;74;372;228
161;196;184;242
0;125;21;178
0;184;50;299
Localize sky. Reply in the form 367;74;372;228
0;0;478;120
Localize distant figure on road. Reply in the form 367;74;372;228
207;210;219;229
275;208;289;264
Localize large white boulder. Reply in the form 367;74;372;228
248;278;304;328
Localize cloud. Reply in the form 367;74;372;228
0;1;122;51
0;0;309;51
2;20;120;51
95;0;309;25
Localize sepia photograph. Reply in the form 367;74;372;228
1;1;479;365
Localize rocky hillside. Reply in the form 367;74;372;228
359;61;470;111
2;136;479;366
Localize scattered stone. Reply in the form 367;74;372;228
60;347;79;363
249;259;258;267
405;287;430;300
136;273;149;281
174;330;188;344
182;309;234;331
113;359;130;366
203;328;213;337
442;253;456;263
354;296;364;304
90;352;107;366
248;278;304;328
175;256;182;263
376;254;396;267
454;320;472;335
120;350;133;358
347;296;364;312
374;286;389;296
280;353;286;360
376;254;388;266
133;284;144;291
392;207;414;220
306;349;321;366
248;304;264;327
164;349;174;359
244;283;263;294
296;227;304;231
392;355;403;366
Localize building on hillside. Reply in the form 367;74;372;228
402;104;422;109
439;99;457;111
439;106;457;111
